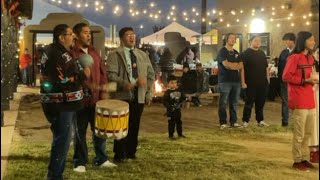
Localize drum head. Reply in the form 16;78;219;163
96;99;129;111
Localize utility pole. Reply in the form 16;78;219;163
201;0;207;34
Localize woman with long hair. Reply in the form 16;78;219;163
282;31;318;171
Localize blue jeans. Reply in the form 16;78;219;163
280;82;289;124
218;82;241;125
22;65;30;85
45;111;75;180
73;106;108;167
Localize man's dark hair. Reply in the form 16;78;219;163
73;23;89;36
292;31;313;54
282;33;296;41
53;24;69;43
223;33;236;46
119;27;134;38
167;75;177;83
196;63;202;67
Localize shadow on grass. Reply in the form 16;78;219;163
3;154;48;162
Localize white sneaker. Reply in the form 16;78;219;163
100;160;117;168
231;123;243;128
243;122;249;128
220;124;228;129
73;165;86;173
258;121;269;127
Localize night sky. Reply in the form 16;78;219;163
28;0;217;37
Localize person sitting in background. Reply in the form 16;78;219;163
181;47;194;65
180;63;200;106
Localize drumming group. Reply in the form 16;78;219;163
40;23;154;179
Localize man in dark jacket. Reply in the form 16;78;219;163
41;24;89;180
278;33;296;127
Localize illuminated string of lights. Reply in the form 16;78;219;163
46;0;315;29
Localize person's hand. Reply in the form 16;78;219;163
137;76;146;87
241;83;247;89
126;83;135;90
145;99;151;105
311;73;319;84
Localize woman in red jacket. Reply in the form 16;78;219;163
282;31;318;171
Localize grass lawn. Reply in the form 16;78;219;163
4;126;319;180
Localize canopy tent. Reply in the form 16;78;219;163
140;22;201;45
202;28;219;45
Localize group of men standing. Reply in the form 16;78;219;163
217;33;270;129
40;23;154;180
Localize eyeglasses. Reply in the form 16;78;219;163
125;33;136;38
64;33;73;36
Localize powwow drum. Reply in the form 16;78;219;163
95;99;129;140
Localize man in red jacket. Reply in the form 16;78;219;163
20;48;32;86
71;23;117;173
282;31;318;171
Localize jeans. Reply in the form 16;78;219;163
280;82;289;124
218;82;241;125
73;106;108;167
242;85;268;123
22;65;30;85
45;111;75;180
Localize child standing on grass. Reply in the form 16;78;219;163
163;75;187;140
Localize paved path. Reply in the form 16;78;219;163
1;85;39;180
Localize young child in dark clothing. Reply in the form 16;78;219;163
163;75;187;139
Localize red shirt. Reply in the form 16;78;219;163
72;43;107;106
20;53;32;68
282;52;315;109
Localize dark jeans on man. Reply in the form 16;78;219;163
73;106;108;167
113;92;144;160
45;111;75;180
167;110;183;137
280;82;289;125
218;82;241;125
242;85;268;123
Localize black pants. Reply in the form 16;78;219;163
167;110;183;137
242;85;268;123
113;99;144;159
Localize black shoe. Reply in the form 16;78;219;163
282;122;288;127
169;136;175;140
178;135;186;138
126;154;136;160
113;155;125;163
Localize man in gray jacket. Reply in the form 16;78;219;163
106;27;155;162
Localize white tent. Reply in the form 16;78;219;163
140;22;200;45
